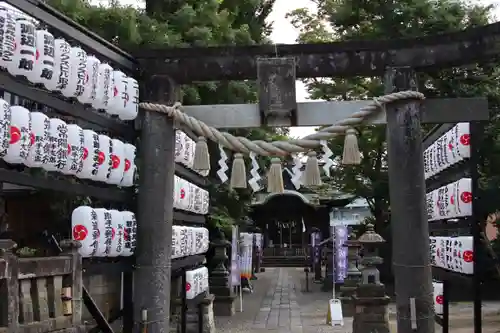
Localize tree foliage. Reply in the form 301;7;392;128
288;0;498;230
47;0;283;231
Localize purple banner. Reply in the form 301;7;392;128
334;226;348;283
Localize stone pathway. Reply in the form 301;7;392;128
215;267;500;333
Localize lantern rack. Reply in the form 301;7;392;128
423;121;484;333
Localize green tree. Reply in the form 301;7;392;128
288;0;495;230
47;0;284;232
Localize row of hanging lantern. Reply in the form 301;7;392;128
71;206;137;258
173;175;209;215
171;225;209;259
0;98;136;187
0;6;138;120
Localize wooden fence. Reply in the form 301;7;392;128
0;239;83;333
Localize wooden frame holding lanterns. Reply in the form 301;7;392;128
424;122;485;333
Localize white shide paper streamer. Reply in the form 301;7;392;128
321;140;334;177
217;145;228;183
291;153;303;190
248;152;262;192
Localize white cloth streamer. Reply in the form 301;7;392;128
217;145;229;183
248;152;262;192
291;153;303;190
321;140;334;177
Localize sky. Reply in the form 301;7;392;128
12;0;500;138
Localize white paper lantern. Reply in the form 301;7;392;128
174;176;190;210
454;178;473;218
93;208;112;257
432;281;443;315
25;111;49;168
72;206;99;257
107;70;127;116
92;134;111;182
77;55;100;105
119;76;139;120
120;143;136;187
27;29;54;85
456;236;474;275
121;211;137;257
0;9;16;69
172;225;181;259
201;190;209;215
8;18;36;78
4;105;31;164
174;131;186;164
201;228;209;253
44;38;70;92
92;63;113;111
456;123;471;161
182;135;193;166
108;209;124;257
106;138;125;185
61;46;87;98
62;124;84;175
43;118;68;172
76;129;98;179
0;98;11;158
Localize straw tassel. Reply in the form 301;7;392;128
303;151;322;186
342;128;361;165
230;153;247;189
267;157;284;193
193;136;210;170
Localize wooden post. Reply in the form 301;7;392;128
134;75;179;333
384;67;434;333
60;239;83;326
0;239;19;333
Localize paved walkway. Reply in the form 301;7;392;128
215;267;500;333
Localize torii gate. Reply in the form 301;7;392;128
132;22;493;333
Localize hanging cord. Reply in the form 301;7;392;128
139;91;424;156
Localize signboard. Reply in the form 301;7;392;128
333;225;348;283
239;232;253;281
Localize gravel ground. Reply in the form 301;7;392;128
214;267;500;333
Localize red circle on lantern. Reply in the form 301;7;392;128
111;154;120;169
111;228;116;240
450;195;454;205
30;132;35;146
113;86;118;97
35;49;40;61
463;250;473;263
123;229;129;241
460;191;472;203
180;188;186;199
460;134;470;146
436;295;443;305
124;159;131;171
448;143;453;151
97;151;105;165
186;283;191;291
10;126;20;144
83;147;89;160
67;144;71;155
73;225;88;241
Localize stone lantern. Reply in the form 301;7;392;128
352;224;390;333
339;231;362;316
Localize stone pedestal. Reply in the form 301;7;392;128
352;285;390;333
209;229;236;317
352;224;390;333
340;232;362;317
